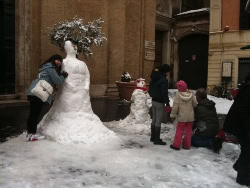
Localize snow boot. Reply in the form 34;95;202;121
150;124;155;142
211;137;223;154
236;171;250;187
170;145;180;150
154;127;166;145
26;133;45;142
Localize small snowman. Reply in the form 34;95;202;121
125;78;152;124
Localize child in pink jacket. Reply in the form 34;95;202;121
170;80;197;150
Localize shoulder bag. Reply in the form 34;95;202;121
31;79;54;102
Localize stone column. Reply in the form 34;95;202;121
142;0;156;82
210;0;222;32
107;0;126;85
15;0;33;99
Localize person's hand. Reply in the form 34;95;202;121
62;71;69;78
166;105;171;113
169;117;175;123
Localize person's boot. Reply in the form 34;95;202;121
236;170;250;186
150;124;155;142
154;126;166;145
210;137;223;154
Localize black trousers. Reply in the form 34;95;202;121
235;135;250;183
27;96;44;134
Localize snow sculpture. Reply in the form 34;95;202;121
118;78;152;134
38;40;117;144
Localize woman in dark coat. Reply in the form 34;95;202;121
223;74;250;186
148;64;171;145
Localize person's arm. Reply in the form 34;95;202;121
47;68;66;85
192;95;198;108
160;79;170;105
170;96;179;119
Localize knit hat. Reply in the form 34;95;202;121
176;80;188;92
159;64;171;73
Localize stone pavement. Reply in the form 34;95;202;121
0;98;130;143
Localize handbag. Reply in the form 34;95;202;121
31;80;54;102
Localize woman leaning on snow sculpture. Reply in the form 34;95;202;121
26;54;69;141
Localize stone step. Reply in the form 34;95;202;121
106;86;119;97
0;94;20;101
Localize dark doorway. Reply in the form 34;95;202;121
155;30;163;69
179;34;208;89
238;58;250;85
0;0;15;94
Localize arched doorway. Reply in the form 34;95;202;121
178;34;208;89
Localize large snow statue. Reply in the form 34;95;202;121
118;78;152;134
38;40;117;144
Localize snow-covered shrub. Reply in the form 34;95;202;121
49;16;107;58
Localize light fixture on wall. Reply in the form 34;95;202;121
223;26;230;32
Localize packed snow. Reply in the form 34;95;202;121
176;8;209;16
0;89;243;188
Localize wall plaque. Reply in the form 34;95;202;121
145;40;155;50
222;61;232;77
145;50;155;61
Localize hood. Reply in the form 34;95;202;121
150;71;166;82
39;63;54;72
177;91;193;101
199;98;216;109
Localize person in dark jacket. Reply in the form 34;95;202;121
223;74;250;187
148;64;171;145
191;88;221;153
26;54;68;141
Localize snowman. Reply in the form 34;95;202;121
118;78;152;134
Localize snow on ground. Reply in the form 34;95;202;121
176;8;209;16
0;91;243;188
0;130;243;188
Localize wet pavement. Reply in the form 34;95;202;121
0;98;130;143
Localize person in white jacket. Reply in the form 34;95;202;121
170;80;197;150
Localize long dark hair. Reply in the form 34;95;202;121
40;54;63;74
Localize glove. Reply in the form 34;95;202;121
169;117;175;123
61;71;69;78
166;105;171;113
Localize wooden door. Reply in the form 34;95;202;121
179;34;208;89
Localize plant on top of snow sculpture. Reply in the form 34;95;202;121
49;16;107;59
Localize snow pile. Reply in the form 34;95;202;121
221;142;241;161
107;89;152;135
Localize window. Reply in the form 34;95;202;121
240;0;250;29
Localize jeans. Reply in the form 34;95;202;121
191;134;214;148
151;101;165;127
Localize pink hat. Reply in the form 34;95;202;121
176;80;188;92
